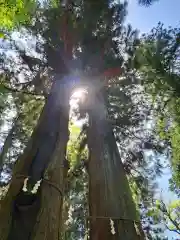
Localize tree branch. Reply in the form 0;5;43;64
165;223;180;235
2;85;45;98
166;212;180;233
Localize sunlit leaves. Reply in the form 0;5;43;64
145;199;180;236
0;0;37;30
136;24;180;197
67;124;81;169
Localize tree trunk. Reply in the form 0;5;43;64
87;91;145;240
0;120;17;174
0;75;71;240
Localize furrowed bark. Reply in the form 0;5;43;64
87;90;145;240
0;75;71;240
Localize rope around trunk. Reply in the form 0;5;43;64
15;174;63;196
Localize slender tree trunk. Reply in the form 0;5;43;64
87;90;145;240
0;75;71;240
0;121;17;174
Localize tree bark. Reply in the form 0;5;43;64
87;90;145;240
0;75;71;240
0;121;17;174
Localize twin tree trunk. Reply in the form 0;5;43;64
0;74;144;240
0;76;71;240
87;90;145;240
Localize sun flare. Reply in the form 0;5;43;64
70;88;88;107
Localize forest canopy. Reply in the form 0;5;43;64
0;0;179;239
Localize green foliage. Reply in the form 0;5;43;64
64;122;88;239
0;0;37;30
157;121;180;196
147;199;180;234
67;124;81;169
136;23;180;196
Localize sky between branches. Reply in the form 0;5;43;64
126;1;180;239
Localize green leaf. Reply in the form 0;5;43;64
156;200;161;208
168;200;180;210
0;32;5;39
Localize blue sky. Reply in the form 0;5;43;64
125;1;180;239
127;0;180;33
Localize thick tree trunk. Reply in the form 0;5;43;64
87;91;145;240
0;75;71;240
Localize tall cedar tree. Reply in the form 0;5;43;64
0;0;148;239
0;2;73;239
